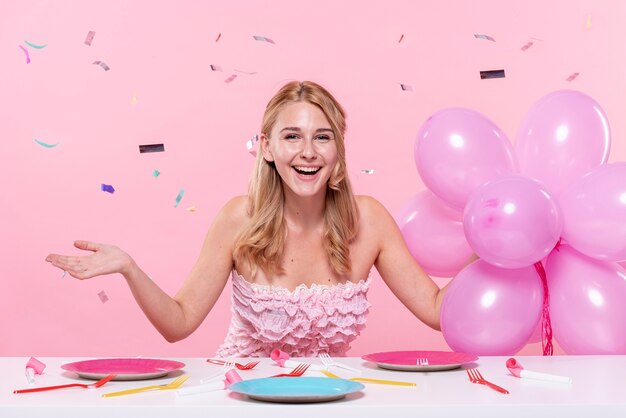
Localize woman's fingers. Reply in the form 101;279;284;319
74;240;100;252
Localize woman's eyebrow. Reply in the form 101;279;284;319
279;127;333;133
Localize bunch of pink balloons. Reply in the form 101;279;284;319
399;90;625;355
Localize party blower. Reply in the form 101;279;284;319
506;358;572;384
176;369;242;396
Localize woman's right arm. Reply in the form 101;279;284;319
46;196;248;343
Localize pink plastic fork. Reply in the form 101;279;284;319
466;368;509;394
14;374;116;394
271;363;310;377
207;359;260;370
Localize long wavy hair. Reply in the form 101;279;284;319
233;81;359;278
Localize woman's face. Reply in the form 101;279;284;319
262;101;339;200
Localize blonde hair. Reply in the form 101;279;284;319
233;81;359;277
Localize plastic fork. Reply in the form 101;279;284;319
417;358;429;366
319;353;361;374
201;360;234;384
271;363;310;377
101;375;189;397
466;368;509;394
321;370;416;387
14;374;116;394
207;359;260;370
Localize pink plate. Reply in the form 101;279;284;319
61;358;185;380
362;350;478;371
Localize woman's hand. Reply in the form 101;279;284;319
45;240;134;280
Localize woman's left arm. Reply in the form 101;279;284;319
363;196;445;330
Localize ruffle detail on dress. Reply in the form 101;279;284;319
215;270;371;358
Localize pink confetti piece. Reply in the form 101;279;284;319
97;290;109;303
210;64;223;71
246;134;259;156
18;45;31;64
400;84;413;91
186;206;197;213
566;72;580;82
224;74;237;83
216;33;221;42
85;30;96;46
93;60;110;71
253;35;275;44
398;34;404;43
474;34;496;42
520;41;534;51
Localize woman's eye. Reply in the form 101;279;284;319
284;134;300;141
315;135;331;142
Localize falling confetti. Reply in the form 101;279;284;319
246;134;259;156
131;93;138;105
24;40;47;49
520;41;534;51
101;184;115;193
93;60;110;71
84;31;96;46
586;16;592;30
398;34;404;43
474;34;496;42
60;271;68;279
216;33;222;42
210;64;223;71
224;74;237;83
234;68;257;75
566;72;580;82
361;169;375;174
152;169;161;178
480;69;505;79
97;291;109;303
139;143;165;153
253;35;275;44
186;206;196;213
18;45;31;64
174;189;185;208
400;84;413;91
33;138;59;148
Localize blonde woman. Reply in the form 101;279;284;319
46;81;444;357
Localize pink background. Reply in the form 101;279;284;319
2;0;625;357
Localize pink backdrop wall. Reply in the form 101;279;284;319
2;0;625;357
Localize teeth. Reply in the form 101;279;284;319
294;166;320;173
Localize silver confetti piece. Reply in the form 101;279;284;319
97;291;109;303
361;169;375;174
566;72;579;82
210;64;223;71
85;31;96;46
253;35;275;44
93;60;110;71
224;74;237;83
400;84;413;91
520;41;534;51
474;34;496;42
246;134;259;156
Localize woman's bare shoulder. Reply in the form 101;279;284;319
215;195;250;228
355;195;396;230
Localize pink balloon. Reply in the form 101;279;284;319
463;175;563;268
441;260;543;355
398;190;473;277
415;108;518;210
516;90;611;195
545;245;626;354
559;163;626;262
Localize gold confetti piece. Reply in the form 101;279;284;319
210;64;223;71
361;169;375;174
85;31;96;46
566;72;579;82
131;93;137;105
586;16;592;30
246;134;259;156
224;74;237;83
186;206;196;212
474;34;496;42
520;41;534;51
97;291;109;303
400;84;413;91
253;35;275;44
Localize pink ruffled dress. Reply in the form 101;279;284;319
215;270;371;358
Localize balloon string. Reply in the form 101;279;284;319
534;261;554;356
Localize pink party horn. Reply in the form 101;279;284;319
270;349;324;371
25;357;46;384
506;358;572;383
176;369;243;396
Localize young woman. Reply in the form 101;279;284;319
46;81;445;357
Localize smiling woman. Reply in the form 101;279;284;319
45;80;446;358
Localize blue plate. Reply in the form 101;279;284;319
229;377;365;403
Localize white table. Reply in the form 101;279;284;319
2;356;625;417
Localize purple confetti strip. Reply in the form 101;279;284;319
101;184;115;193
18;45;31;64
210;64;223;71
566;72;580;82
520;41;534;51
84;31;96;46
474;34;496;42
224;74;237;83
400;84;413;91
97;291;109;303
480;69;505;79
253;35;275;44
92;60;110;71
398;34;404;43
216;33;221;42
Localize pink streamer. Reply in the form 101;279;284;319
19;45;31;64
534;261;553;356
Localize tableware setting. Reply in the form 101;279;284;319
506;357;572;384
14;374;117;394
320;369;416;387
102;375;190;398
466;368;509;394
61;358;186;380
362;350;478;371
207;359;260;370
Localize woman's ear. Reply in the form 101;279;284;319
260;134;274;162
